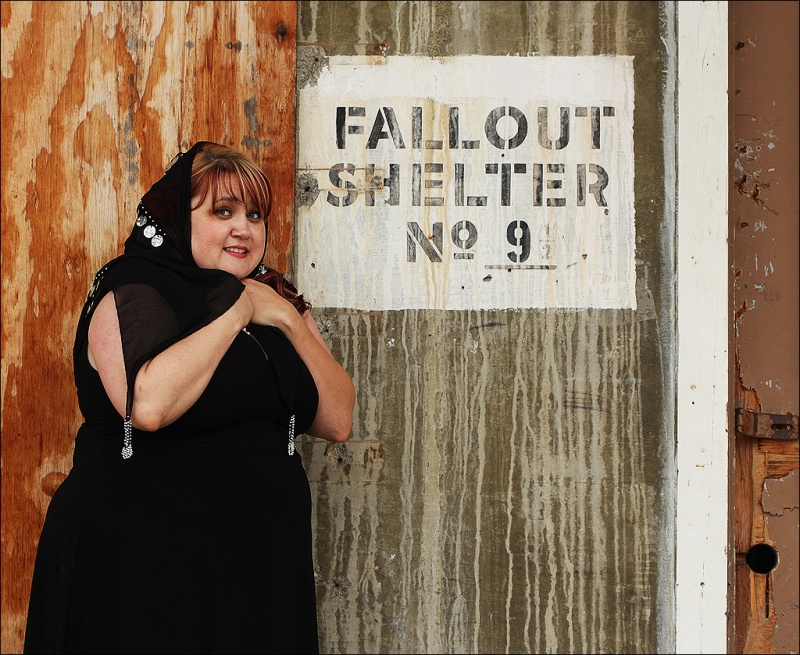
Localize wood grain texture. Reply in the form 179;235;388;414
0;2;296;651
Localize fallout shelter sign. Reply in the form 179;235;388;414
296;55;636;310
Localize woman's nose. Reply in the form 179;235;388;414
229;212;251;238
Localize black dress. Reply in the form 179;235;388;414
24;321;320;654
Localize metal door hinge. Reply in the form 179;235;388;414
736;408;799;440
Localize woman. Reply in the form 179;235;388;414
23;141;356;654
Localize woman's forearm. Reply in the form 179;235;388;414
281;311;356;442
89;291;251;430
130;306;248;430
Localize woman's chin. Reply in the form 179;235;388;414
223;258;258;279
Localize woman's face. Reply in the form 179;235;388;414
190;176;266;280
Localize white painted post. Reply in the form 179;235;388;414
676;2;729;653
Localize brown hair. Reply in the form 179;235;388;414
252;267;312;314
190;143;272;220
190;143;311;314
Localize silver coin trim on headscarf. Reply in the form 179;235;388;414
135;202;166;248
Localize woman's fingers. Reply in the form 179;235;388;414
242;278;295;328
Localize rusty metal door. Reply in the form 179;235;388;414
730;1;799;653
0;2;297;652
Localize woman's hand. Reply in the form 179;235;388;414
241;278;299;331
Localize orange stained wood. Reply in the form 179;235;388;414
0;2;297;652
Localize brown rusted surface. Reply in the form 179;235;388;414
730;2;799;653
0;2;297;652
731;0;799;416
762;469;800;655
736;409;799;441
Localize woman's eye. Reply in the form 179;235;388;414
215;207;232;217
247;211;262;222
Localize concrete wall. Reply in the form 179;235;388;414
295;2;676;653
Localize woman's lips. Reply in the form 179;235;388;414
223;246;248;259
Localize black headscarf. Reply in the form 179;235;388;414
77;141;267;457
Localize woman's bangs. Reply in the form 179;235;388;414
240;169;271;219
190;146;272;220
213;167;269;219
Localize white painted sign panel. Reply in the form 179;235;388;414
296;55;636;310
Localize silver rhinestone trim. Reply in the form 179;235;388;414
288;414;296;456
121;417;133;459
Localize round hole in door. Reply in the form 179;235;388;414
745;543;778;574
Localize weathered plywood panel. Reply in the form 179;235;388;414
297;1;675;653
0;2;296;651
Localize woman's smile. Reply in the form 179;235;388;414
223;245;249;258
